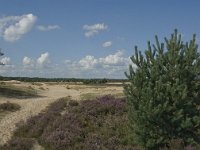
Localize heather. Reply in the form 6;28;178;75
1;96;138;150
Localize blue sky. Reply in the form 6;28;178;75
0;0;200;78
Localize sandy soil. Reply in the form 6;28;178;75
0;82;123;145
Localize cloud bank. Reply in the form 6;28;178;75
0;50;134;78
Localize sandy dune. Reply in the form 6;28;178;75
0;82;123;145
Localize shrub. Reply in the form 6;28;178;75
0;102;20;112
124;30;200;149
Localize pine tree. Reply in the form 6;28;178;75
124;30;200;150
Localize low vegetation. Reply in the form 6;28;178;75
0;84;38;98
0;102;21;120
1;96;137;150
1;95;195;150
80;93;99;100
0;102;21;112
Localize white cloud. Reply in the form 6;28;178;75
0;57;10;65
78;55;98;69
37;25;60;31
23;56;31;65
37;52;50;66
102;41;112;48
22;56;35;67
68;50;129;70
62;50;133;78
99;51;128;66
83;23;108;38
22;53;50;68
0;14;37;42
0;51;133;78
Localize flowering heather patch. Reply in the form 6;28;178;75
39;95;133;150
14;98;67;138
1;96;137;150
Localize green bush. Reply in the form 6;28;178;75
124;30;200;150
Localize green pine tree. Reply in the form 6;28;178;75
124;29;200;150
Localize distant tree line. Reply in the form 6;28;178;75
82;78;108;84
0;76;127;84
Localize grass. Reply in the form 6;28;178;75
80;93;99;100
0;102;21;120
0;83;38;98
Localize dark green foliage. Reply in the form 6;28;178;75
0;102;20;112
124;30;200;149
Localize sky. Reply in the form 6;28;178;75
0;0;200;78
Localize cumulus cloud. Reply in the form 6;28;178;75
99;51;128;66
0;57;10;65
63;50;133;78
78;55;98;69
0;14;37;42
83;23;107;38
102;41;112;48
22;56;35;67
0;51;133;78
37;25;60;31
69;50;129;70
37;52;50;66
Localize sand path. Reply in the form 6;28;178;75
0;84;80;145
